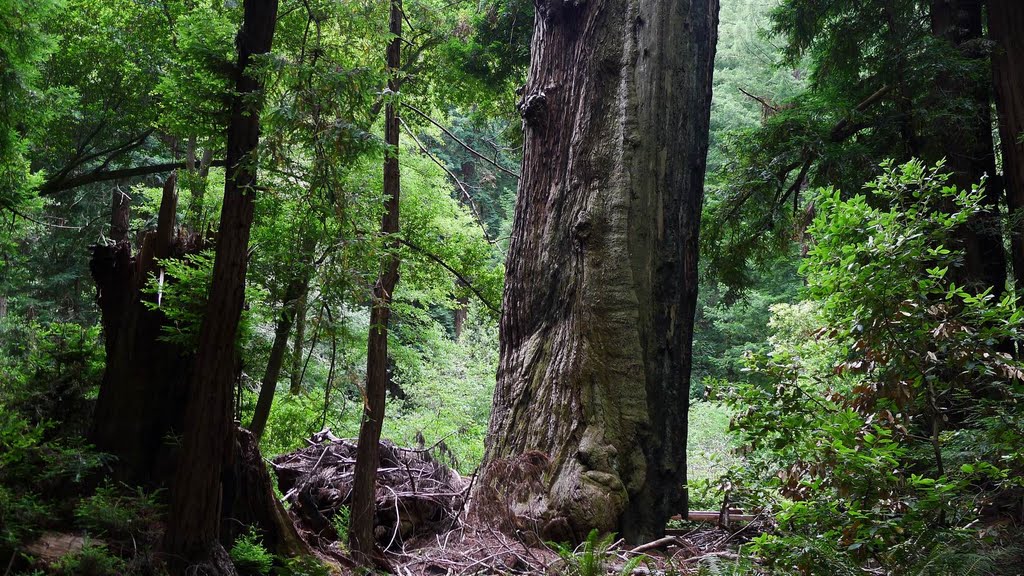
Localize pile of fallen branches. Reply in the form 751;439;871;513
272;430;469;553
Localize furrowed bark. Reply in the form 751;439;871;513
162;0;279;573
481;0;718;544
349;0;402;563
929;0;1006;296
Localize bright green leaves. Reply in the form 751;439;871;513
723;160;1024;573
154;4;236;142
0;0;60;211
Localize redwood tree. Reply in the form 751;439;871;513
162;0;279;573
481;0;718;543
989;0;1024;291
928;0;1006;296
348;0;402;561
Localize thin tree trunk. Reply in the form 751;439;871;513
349;0;402;562
248;279;303;440
162;1;279;573
929;0;1006;296
479;0;718;544
289;291;308;394
989;0;1024;292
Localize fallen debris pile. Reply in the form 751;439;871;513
272;430;470;552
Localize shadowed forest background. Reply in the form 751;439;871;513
2;0;1023;574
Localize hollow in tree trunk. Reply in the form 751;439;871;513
479;0;718;544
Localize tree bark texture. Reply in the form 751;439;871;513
349;0;402;562
929;0;1006;296
222;428;312;558
989;0;1024;292
163;1;279;573
480;0;718;544
289;291;308;394
90;174;194;486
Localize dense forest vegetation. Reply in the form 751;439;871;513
1;0;1023;574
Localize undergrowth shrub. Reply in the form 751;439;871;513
230;529;274;576
548;530;643;576
722;160;1024;574
74;484;163;544
53;542;126;576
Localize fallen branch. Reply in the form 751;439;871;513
629;535;682;555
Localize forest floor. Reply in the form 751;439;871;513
273;430;765;575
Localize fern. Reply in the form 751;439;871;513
550;529;642;576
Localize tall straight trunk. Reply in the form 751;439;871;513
249;235;316;440
929;0;1006;295
989;0;1024;291
479;0;718;544
349;0;402;561
162;1;279;573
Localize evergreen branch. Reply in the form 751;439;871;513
401;102;521;180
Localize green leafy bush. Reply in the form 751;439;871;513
230;529;274;576
74;484;163;542
143;250;268;350
723;160;1024;573
53;542;126;576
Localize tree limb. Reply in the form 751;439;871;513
37;159;227;195
401;102;521;180
395;236;501;314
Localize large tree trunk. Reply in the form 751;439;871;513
989;0;1024;293
90;175;194;486
929;0;1006;296
348;0;402;564
479;0;718;544
162;1;279;573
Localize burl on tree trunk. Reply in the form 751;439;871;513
479;0;718;544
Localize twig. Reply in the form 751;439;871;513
401;102;520;180
395;237;501;314
629;535;682;555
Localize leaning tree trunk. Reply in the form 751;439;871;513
249;233;317;440
348;0;402;563
289;291;308;394
989;0;1024;293
162;1;279;573
479;0;718;544
929;0;1006;296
